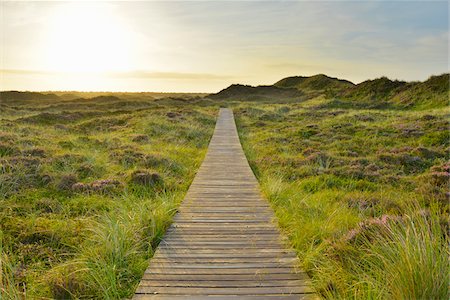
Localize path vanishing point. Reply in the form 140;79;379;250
133;108;316;299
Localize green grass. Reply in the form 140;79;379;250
1;86;448;299
234;97;449;299
333;74;449;109
274;74;354;95
0;96;217;298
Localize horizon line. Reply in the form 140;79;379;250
1;69;447;94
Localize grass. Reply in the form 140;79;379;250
234;96;449;299
1;83;448;299
0;95;217;298
331;74;449;109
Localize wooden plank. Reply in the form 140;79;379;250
144;268;300;275
155;249;295;255
133;108;315;298
134;295;317;300
165;231;281;235
135;286;314;295
178;209;270;212
141;273;308;281
157;245;286;249
173;216;274;220
148;263;298;269
169;224;277;228
159;240;283;245
152;255;297;264
164;236;282;241
155;253;297;259
138;280;309;288
164;237;283;242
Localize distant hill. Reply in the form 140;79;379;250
209;84;303;101
338;77;409;102
391;74;449;108
209;73;448;109
2;73;448;109
335;74;449;109
274;74;354;93
0;91;60;102
0;91;208;104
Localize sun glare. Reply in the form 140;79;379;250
44;3;133;74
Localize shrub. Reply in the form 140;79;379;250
331;207;448;299
131;134;149;143
129;170;162;186
57;174;78;191
0;143;20;157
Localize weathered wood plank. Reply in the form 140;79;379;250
133;108;315;298
164;236;282;241
141;273;308;281
138;279;309;288
135;286;314;295
144;268;301;275
147;263;300;269
155;249;295;255
155;252;297;258
134;295;318;300
152;255;297;264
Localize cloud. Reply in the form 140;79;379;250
266;63;335;72
110;71;233;80
0;69;55;75
0;69;233;81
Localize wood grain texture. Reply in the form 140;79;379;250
134;108;316;299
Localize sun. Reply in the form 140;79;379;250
44;3;133;74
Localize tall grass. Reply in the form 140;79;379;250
0;97;216;298
46;191;181;299
235;103;449;299
81;215;142;299
0;231;24;299
363;209;447;299
259;175;448;299
316;205;448;299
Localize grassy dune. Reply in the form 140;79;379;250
0;95;217;298
234;96;448;299
1;74;448;299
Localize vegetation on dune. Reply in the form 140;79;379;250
211;73;449;109
391;74;450;109
0;91;61;103
0;95;217;298
209;84;303;101
329;73;449;109
336;77;409;107
1;72;448;299
234;97;449;299
274;74;354;94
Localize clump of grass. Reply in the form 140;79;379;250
46;192;179;299
314;205;448;299
359;209;447;299
1;231;25;299
74;214;144;299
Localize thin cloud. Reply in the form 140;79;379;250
266;63;335;72
0;69;233;80
0;69;58;75
110;71;233;80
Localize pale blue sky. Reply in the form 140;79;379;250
0;0;448;92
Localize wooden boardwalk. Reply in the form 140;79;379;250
134;108;316;299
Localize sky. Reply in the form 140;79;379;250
0;0;448;92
